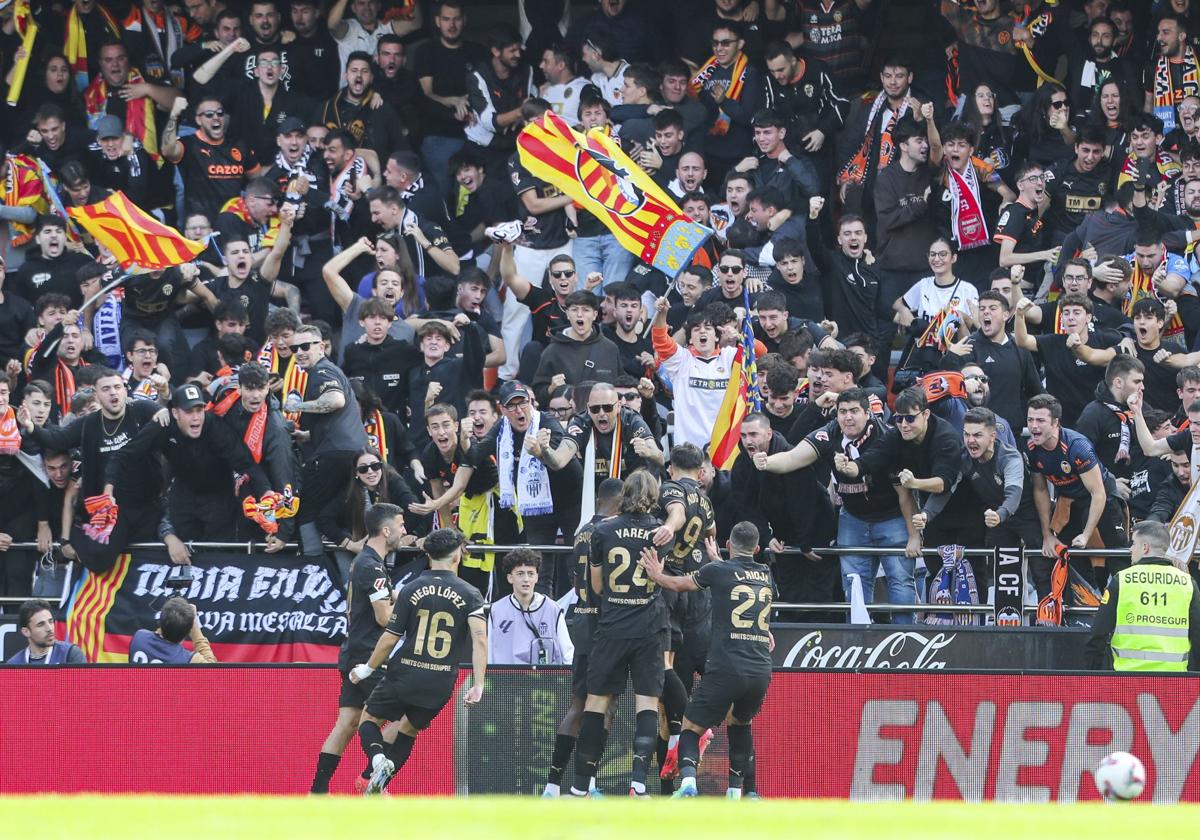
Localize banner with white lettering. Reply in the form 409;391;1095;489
63;551;347;663
771;625;1086;670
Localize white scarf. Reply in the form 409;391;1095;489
498;412;554;517
328;154;366;240
577;415;623;532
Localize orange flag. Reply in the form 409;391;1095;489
67;192;205;270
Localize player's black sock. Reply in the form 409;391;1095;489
630;709;659;791
728;723;753;791
310;751;341;794
662;668;687;731
571;711;605;795
678;728;701;781
358;720;386;761
548;733;576;786
388;732;417;773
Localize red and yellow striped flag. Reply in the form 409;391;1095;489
517;111;711;278
65;553;132;663
67;192;205;270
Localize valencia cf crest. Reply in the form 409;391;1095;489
1060;461;1071;474
231;147;242;162
833;10;843;22
576;145;646;217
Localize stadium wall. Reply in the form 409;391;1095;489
2;667;1197;800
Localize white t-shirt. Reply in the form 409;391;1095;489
542;78;589;125
658;341;740;449
591;60;628;107
336;19;389;73
901;275;978;321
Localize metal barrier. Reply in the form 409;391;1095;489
0;540;1119;615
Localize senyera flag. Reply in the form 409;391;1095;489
708;284;763;470
517;111;712;278
67;191;205;270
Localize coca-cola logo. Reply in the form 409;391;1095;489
781;630;956;670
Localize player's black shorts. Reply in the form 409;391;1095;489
587;631;666;697
338;668;384;709
364;679;447;730
684;670;771;729
571;653;590;700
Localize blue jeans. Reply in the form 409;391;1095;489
572;233;636;294
837;510;923;624
420;135;465;203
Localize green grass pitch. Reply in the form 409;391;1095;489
4;795;1198;840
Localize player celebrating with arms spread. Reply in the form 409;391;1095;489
572;470;667;798
351;528;488;794
640;521;775;800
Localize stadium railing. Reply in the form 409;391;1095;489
0;541;1109;615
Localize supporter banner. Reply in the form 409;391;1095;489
1;667;1198;800
771;625;1088;670
64;552;347;663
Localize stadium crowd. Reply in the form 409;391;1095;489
1;0;1200;645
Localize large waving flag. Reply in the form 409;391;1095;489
517;111;711;278
67;191;205;270
708;286;763;470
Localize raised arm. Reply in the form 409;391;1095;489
321;236;373;313
192;36;249;86
754;439;820;474
497;241;532;300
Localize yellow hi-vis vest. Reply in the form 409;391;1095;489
1110;563;1194;672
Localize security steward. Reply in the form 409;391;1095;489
1086;520;1200;671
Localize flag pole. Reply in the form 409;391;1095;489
81;270;132;313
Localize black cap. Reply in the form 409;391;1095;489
278;116;306;135
36;214;66;233
172;383;207;410
497;381;532;405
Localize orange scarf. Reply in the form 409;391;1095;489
689;52;749;137
837;93;910;187
83;69;160;161
65;4;119;90
0;406;20;455
281;353;307;425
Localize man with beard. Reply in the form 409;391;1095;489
109;383;275;557
286;0;340;101
372;37;422;144
940;290;1042;435
11;217;92;307
995;163;1060;269
1144;13;1200;134
710;171;752;241
412;0;489;198
959;362;1017;446
210;362;296;548
193;1;294;91
564;382;662;501
756;389;922;618
762;41;846;184
321;53;407;161
602;284;655;379
18;369;163;573
1069;16;1134;111
668;153;708;201
283;323;368;555
730;411;835;608
162;96;259;219
459;382;582;592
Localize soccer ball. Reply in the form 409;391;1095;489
1093;751;1146;801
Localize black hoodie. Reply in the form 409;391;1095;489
1076;378;1156;518
531;326;623;404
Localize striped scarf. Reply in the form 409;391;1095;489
65;4;119;91
3;153;48;248
1128;261;1185;338
690;52;749;137
364;410;389;464
83;69;160;161
837;93;909;187
281;353;307;425
219;196;279;249
1151;45;1200;134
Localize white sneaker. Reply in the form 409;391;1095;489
726;788;742;800
542;783;560;798
486;221;523;243
365;753;394;795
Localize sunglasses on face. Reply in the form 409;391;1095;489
290;341;315;352
712;38;737;47
588;403;615;414
357;462;383;474
199;109;225;118
718;264;743;274
965;374;990;384
617;391;637;401
550;269;576;279
894;414;921;425
1049;100;1069;109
